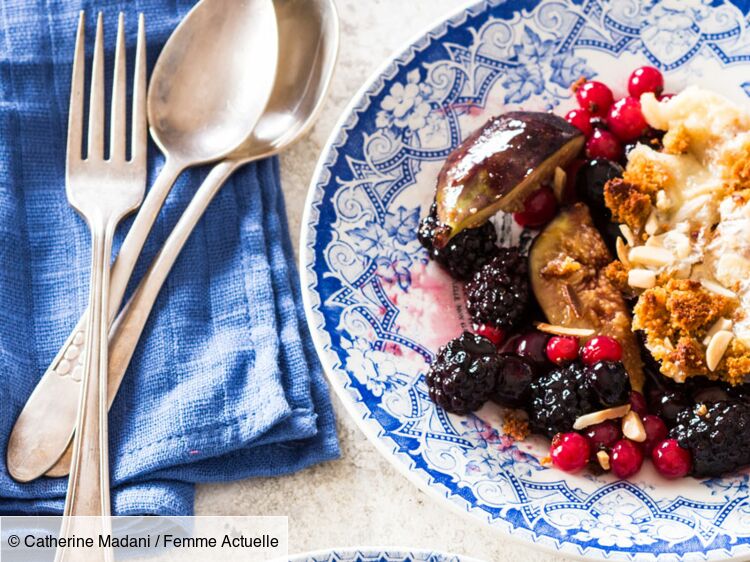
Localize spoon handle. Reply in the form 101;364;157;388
6;159;184;482
46;158;240;477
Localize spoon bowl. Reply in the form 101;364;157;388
149;0;279;163
235;0;339;160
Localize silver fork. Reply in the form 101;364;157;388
55;12;147;561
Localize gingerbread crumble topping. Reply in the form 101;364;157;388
502;414;529;441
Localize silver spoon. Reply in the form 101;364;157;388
6;0;279;483
46;0;338;477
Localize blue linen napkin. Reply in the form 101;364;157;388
0;0;339;515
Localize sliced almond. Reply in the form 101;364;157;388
664;337;674;351
656;190;671;211
703;317;733;346
621;410;647;442
616;237;631;267
735;329;750;348
629;246;674;267
645;234;665;248
534;323;595;337
552;166;567;202
619;224;636;247
673;194;711;223
572;404;632;430
700;279;737;300
627;268;656;289
645;211;660;236
706;330;733;371
597;450;611;471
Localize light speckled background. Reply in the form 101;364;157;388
196;2;566;560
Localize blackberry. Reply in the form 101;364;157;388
588;361;630;407
528;362;597;438
426;331;500;414
670;399;750;477
417;203;498;280
465;249;529;330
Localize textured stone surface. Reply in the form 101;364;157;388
196;2;565;560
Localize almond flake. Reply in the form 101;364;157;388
552;167;567;202
616;238;631;267
629;246;674;267
572;404;632;430
706;330;733;371
700;279;737;300
664;337;674;351
621;410;647;442
597;450;611;471
619;224;636;247
656;190;671;211
645;211;660;236
535;323;595;337
735;329;750;348
627;268;656;289
703;317;733;346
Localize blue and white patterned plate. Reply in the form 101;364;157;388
289;548;480;562
300;1;750;560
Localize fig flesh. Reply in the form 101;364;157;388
529;203;644;390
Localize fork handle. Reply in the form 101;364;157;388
6;158;184;482
55;223;115;562
44;159;240;477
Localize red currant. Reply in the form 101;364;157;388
474;323;505;347
546;336;579;364
551;432;590;472
628;66;664;98
585;129;622;161
581;336;622;365
610;439;644;479
641;415;668;456
607;97;648;142
652;439;692;479
629;391;648;417
513;185;558;228
584;420;621;458
575;81;614;116
565;108;593;137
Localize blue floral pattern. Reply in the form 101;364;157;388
289;549;474;562
303;1;750;560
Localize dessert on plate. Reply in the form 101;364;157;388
419;66;750;480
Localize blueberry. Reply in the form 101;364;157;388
692;386;730;405
514;331;551;373
492;354;535;408
650;390;691;427
575;159;624;251
576;159;623;213
587;361;630;407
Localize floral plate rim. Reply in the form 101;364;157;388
287;546;483;562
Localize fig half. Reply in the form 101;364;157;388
529;203;644;390
434;111;584;247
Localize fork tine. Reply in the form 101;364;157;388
109;13;127;161
131;13;147;164
87;13;105;159
67;12;86;164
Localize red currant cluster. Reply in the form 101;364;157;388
565;66;668;162
547;335;692;479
